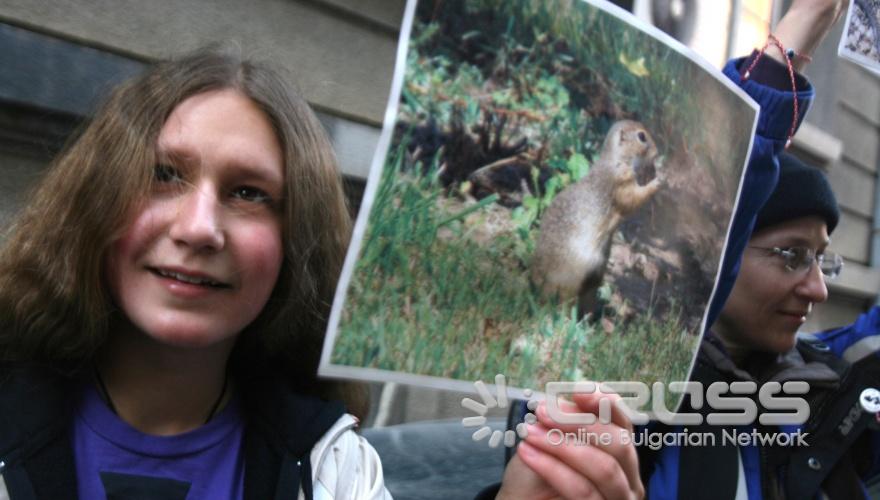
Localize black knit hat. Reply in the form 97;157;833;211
754;153;839;234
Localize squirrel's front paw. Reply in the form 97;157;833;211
653;156;667;184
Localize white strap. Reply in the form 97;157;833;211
0;473;9;500
299;414;392;499
734;448;747;500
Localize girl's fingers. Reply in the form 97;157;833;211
540;389;636;433
523;422;643;500
535;400;627;438
496;454;560;500
571;390;635;433
517;440;605;500
533;402;637;472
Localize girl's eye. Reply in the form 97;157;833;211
154;164;182;183
232;186;273;204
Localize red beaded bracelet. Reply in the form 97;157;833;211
740;34;807;149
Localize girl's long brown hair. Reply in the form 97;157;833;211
0;47;366;417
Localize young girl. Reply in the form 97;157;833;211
0;48;389;499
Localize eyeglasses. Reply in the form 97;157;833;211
748;246;843;281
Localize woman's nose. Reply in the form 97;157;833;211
167;186;225;252
795;261;829;304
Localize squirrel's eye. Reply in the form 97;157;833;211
637;131;647;143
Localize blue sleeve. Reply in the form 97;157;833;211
704;58;815;331
646;443;680;500
814;306;880;363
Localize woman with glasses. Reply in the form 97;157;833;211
714;154;842;359
640;153;879;499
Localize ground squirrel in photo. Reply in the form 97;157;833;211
531;120;664;317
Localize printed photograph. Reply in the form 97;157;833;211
839;0;880;74
322;0;758;394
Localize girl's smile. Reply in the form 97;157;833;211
149;265;232;298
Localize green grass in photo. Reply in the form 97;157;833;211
333;145;698;389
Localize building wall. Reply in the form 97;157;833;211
0;0;401;208
0;0;402;124
0;148;47;227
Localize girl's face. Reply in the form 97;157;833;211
715;216;829;355
106;89;285;349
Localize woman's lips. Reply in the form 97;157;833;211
777;310;808;325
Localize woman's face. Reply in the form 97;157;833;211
106;89;285;349
715;216;830;355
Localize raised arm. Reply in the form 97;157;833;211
705;0;848;331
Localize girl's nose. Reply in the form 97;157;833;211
167;186;225;252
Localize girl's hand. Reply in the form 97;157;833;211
496;391;644;500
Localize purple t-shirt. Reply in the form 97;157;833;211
72;383;245;499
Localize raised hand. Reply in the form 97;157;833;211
772;0;850;70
